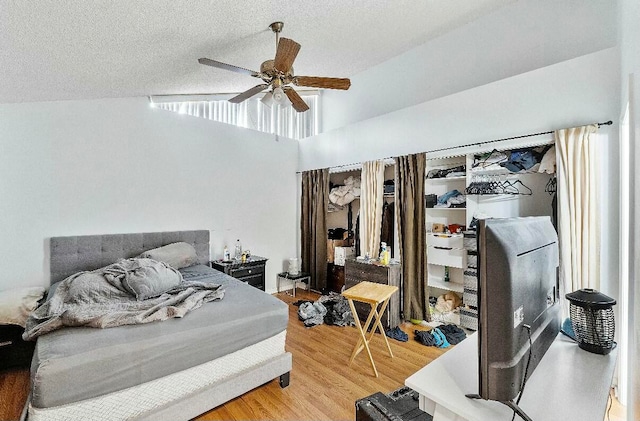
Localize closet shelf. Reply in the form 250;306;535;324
426;207;466;211
426;176;467;182
428;277;464;293
469;168;553;176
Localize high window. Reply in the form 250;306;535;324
149;92;319;140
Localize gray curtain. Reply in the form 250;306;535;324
395;153;429;321
301;168;329;291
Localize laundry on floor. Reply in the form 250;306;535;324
414;324;466;348
298;301;327;327
297;292;355;327
385;326;408;342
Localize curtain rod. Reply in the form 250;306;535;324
297;120;613;174
425;120;613;155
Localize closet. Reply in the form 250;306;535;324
425;143;556;329
326;169;359;292
326;164;397;293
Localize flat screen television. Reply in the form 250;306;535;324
467;217;561;421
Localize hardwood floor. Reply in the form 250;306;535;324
0;368;29;420
0;289;628;420
195;290;447;420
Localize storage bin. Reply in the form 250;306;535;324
463;288;478;308
460;308;478;331
463;235;477;251
463;270;478;290
427;246;466;268
466;252;477;269
426;233;464;249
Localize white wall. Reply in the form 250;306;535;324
321;0;618;132
620;0;640;417
301;48;619;170
300;46;620;315
0;97;298;294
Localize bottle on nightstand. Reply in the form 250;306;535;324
234;239;242;260
223;246;230;261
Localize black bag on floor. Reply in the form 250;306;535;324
355;386;432;421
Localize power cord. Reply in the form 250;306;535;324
511;324;533;421
606;390;613;421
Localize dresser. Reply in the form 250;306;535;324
344;259;401;329
210;256;268;291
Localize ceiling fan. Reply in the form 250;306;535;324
198;22;351;113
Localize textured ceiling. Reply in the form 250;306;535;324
0;0;514;104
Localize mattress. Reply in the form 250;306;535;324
30;264;288;408
28;331;287;421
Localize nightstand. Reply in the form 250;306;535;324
0;324;35;370
210;256;268;291
276;272;311;297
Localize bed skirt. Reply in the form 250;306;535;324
27;331;291;421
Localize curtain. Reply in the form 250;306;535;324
555;124;600;300
301;169;329;291
395;153;429;321
151;94;319;140
360;160;386;259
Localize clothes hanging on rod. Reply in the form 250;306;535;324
465;174;533;196
380;202;394;255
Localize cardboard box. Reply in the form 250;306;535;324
334;246;355;266
327;239;353;263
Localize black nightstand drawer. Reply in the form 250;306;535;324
210;256;268;291
239;273;265;289
230;265;265;279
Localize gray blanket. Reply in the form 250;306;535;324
23;258;224;340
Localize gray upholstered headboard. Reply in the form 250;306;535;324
49;230;210;285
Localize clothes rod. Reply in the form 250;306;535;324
425;120;613;155
297;120;612;174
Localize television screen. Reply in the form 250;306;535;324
476;217;560;407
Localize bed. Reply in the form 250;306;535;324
24;230;292;421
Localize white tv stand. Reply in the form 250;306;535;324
405;332;617;421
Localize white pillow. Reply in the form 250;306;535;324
0;286;45;327
138;242;199;269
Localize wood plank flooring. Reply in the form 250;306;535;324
0;289;628;420
195;290;447;420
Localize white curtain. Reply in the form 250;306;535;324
556;124;600;300
360;160;386;259
151;94;319;140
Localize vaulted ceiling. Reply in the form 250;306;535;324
0;0;514;104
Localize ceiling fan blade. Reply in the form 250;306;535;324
294;76;351;90
229;84;269;103
274;38;301;73
284;87;310;112
198;58;259;77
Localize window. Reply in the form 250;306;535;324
149;92;320;140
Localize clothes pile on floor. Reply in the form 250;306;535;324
414;324;467;349
385;326;408;342
295;292;355;328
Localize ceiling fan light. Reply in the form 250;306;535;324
261;92;274;107
272;87;288;105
